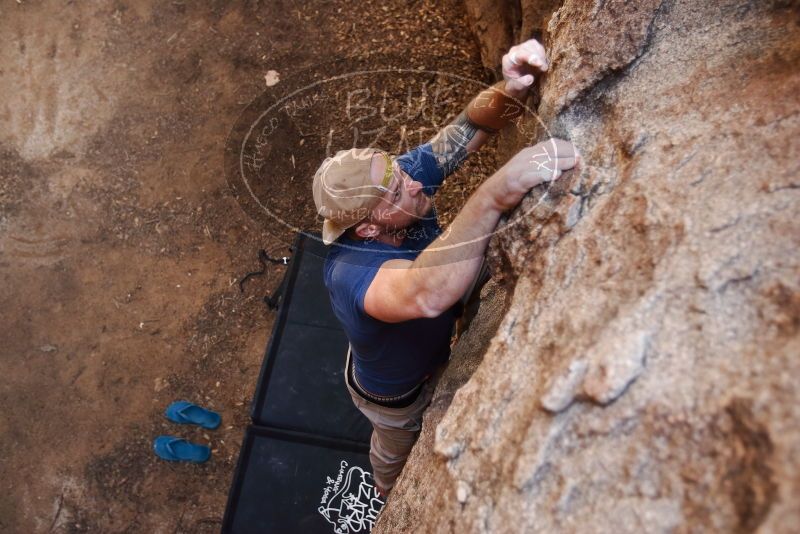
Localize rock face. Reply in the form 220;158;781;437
375;1;800;532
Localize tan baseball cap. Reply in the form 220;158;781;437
312;148;391;245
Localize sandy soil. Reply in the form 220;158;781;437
0;1;495;532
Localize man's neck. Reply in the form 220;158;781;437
346;230;404;248
374;232;403;247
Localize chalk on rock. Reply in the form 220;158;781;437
456;480;470;503
582;330;649;405
434;424;465;460
540;359;588;413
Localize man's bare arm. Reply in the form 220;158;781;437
426;36;549;179
427;79;531;178
364;39;565;323
365;139;579;323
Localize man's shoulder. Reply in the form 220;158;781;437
325;240;417;291
326;240;393;267
324;241;405;319
327;238;417;262
325;241;390;287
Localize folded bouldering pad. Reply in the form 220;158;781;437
250;232;372;444
221;426;383;534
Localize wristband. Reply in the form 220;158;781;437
466;81;524;133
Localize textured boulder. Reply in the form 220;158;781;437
376;0;800;532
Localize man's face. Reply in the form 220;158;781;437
367;152;432;232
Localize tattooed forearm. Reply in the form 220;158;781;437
428;111;480;177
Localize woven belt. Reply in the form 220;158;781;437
347;352;424;409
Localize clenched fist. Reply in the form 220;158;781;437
502;39;549;94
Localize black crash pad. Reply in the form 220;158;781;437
280;233;342;330
222;426;384;534
250;232;372;444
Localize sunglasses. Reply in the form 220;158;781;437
374;152;395;194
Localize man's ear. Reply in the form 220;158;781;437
353;221;381;239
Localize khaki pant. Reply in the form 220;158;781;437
345;354;438;491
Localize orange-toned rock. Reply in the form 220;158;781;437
376;1;800;532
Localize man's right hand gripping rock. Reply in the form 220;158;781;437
486;138;580;212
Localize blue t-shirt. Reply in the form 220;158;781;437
323;143;457;395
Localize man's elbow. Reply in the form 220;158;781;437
413;290;451;319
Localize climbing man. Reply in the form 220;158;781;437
312;39;579;497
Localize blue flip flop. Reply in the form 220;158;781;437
153;436;211;463
165;401;221;430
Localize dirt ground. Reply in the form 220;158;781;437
0;1;497;532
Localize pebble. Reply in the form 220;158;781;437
264;70;280;87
